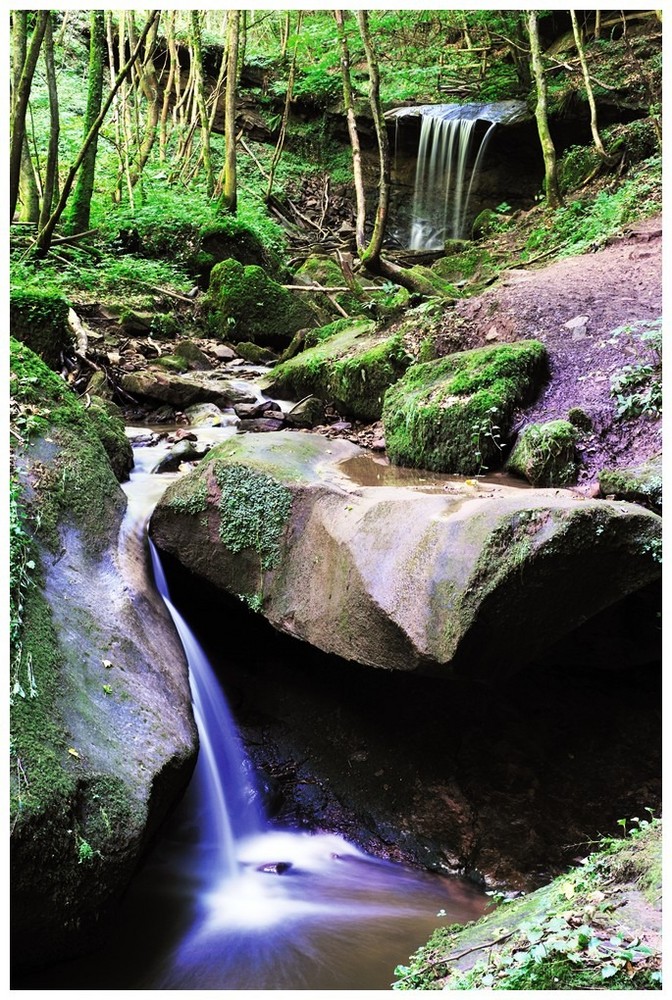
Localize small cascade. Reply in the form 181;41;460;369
409;109;496;248
149;540;264;876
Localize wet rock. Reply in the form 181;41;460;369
234;399;282;419
185;402;227;427
237;417;285;434
506;419;579;487
173;340;213;371
257;862;293;875
150;432;661;681
121;368;256;409
153;438;209;473
285;396;326;428
213;344;237;361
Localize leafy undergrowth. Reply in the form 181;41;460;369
393;817;662;990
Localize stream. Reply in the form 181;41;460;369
23;427;488;990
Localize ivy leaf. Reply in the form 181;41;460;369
601;964;618;980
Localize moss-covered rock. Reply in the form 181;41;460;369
85;398;134;482
506;419;579;487
295;253;364;319
205;257;312;347
394;820;662;990
406;264;460;298
383;341;549;475
235;341;278;364
10;338;197;970
173;339;213;370
599;455;662;514
268;317;412;421
432;246;496;287
10;287;72;369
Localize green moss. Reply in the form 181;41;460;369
153;355;189;373
85;398;134;482
10;284;72;369
205;257;312;347
383;341;548;475
10;338;125;553
567;406;593;431
271;319;412;421
235;341;278;364
407;264;460;298
506;420;579;487
164;477;209;516
214;463;293;570
599;457;662;514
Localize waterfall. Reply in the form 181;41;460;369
149;540;264;877
408;110;496;249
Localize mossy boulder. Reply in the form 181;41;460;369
506;419;579;487
432;246;496;287
235;341;278;364
599;455;662;514
295;253;364;320
406;264;460;298
10;287;72;369
205;257;312;348
267;317;413;421
10;339;197;969
195;219;281;282
383;341;549;475
173;340;213;370
151;432;661;679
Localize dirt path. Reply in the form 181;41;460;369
451;214;662;486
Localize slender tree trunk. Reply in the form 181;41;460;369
189;11;214;195
127;15;161;188
356;10;390;270
39;13;60;228
10;11;49;221
527;11;562;208
220;10;240;213
570;9;614;164
266;12;303;202
18;140;40;222
67;10;106;233
159;12;177;162
35;11;159;255
594;10;602;40
334;10;366;251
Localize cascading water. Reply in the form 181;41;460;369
408;109;496;249
19;427;488;990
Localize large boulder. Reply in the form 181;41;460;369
10;287;72;369
383;341;548;474
120;366;257;410
205;257;312;347
267;317;413;421
149;432;661;680
506;419;579;487
10;340;197;970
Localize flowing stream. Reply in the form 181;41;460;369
25;429;488;990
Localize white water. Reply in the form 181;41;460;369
19;431;487;989
409;109;496;248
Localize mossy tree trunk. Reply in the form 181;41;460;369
66;10;106;234
527;10;562;209
127;14;161;190
9;10;49;222
356;10;390;272
334;10;366;251
39;12;60;229
219;10;240;214
570;10;615;165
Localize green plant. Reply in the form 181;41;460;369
471;407;503;475
608;318;662;420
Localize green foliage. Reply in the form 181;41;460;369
214;463;293;570
383;341;548;475
524;156;662;260
394;818;662;991
164;478;209;517
607;319;662;420
9;287;71;368
9;479;37;694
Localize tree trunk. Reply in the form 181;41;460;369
356;10;391;271
39;12;60;228
527;11;562;208
10;11;48;221
189;11;214;195
570;10;615;165
127;14;161;188
220;10;240;213
66;10;106;233
334;10;366;251
18;139;40;222
266;12;303;202
35;11;159;255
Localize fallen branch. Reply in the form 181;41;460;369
51;227;99;246
395;930;517;985
118;277;195;302
283;283;379;291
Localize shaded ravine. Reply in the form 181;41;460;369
17;431;488;990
